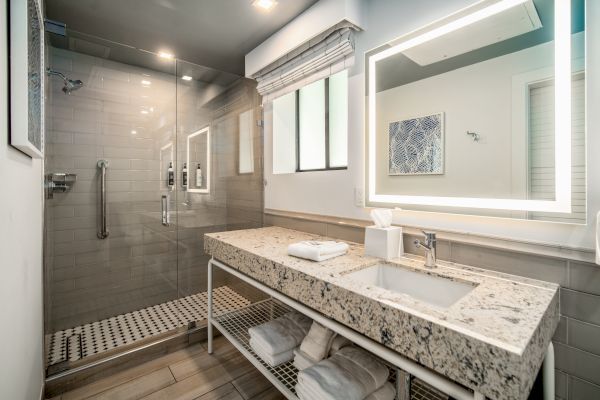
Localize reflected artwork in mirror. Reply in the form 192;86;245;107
366;0;586;223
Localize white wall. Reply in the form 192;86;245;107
264;0;600;250
0;1;45;398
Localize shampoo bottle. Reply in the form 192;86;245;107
182;163;188;189
167;162;174;188
196;163;203;188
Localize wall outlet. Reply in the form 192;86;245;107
354;187;364;207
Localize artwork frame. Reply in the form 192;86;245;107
388;112;444;176
9;0;45;158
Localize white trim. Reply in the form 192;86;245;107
367;0;573;213
186;127;210;194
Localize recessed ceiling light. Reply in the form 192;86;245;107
140;110;149;115
131;130;137;135
182;75;193;81
252;0;277;11
158;51;174;59
141;80;151;86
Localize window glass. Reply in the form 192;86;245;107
272;92;296;174
328;70;348;168
299;79;326;170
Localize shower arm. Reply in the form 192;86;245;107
46;68;68;84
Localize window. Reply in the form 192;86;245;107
272;70;348;173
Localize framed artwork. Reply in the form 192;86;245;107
9;0;45;158
388;112;444;175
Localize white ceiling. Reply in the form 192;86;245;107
45;0;319;75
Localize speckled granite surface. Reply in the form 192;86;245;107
205;227;559;400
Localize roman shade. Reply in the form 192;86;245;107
252;23;356;102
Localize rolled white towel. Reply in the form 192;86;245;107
329;334;352;356
365;382;396;400
296;347;389;400
248;311;312;355
249;337;295;367
293;348;318;371
288;240;349;262
300;322;336;362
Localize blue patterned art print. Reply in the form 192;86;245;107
388;113;444;175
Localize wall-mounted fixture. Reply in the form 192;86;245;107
252;0;277;11
46;173;76;199
466;131;480;141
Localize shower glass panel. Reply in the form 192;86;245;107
43;34;264;375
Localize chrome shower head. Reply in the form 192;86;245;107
47;68;84;94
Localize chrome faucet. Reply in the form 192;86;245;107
414;231;437;268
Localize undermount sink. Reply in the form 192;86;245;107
346;263;476;308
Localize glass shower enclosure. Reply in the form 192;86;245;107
43;32;263;376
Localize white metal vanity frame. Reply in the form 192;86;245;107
206;257;556;400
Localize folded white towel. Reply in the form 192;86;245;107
248;311;312;356
329;335;352;356
300;322;336;362
288;241;349;262
293;348;318;370
365;382;396;400
297;347;389;400
297;380;395;400
249;337;295;366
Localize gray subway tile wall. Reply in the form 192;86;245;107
45;48;264;334
263;212;600;399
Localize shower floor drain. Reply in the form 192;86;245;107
45;285;249;366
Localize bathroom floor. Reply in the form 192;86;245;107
46;286;250;367
46;335;284;400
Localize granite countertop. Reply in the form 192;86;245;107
204;226;559;400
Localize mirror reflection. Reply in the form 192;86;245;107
369;0;585;222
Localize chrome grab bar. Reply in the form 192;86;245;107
97;160;109;239
161;194;170;226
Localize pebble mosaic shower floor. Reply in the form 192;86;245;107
46;285;250;366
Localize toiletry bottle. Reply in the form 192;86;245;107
196;163;203;187
182;163;188;189
167;162;174;188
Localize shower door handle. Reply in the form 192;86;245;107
97;160;109;239
161;195;170;226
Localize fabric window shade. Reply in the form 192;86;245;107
253;24;356;103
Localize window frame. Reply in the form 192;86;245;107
295;76;348;172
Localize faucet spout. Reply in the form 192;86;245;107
414;231;437;268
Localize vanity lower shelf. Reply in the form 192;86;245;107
212;297;448;400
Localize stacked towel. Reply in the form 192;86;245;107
294;321;347;370
328;334;352;356
288;241;349;262
295;347;395;400
248;311;311;367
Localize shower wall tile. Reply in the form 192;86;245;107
46;48;263;333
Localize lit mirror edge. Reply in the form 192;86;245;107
186;126;211;194
365;0;573;214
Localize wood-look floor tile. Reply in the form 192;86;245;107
86;368;175;400
249;387;285;400
170;341;240;381
193;383;243;400
141;355;255;400
61;344;205;400
232;369;274;399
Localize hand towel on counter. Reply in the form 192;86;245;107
288;241;349;262
296;346;390;400
299;322;336;361
248;311;312;366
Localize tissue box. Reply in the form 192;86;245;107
364;226;403;260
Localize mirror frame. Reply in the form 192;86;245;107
366;0;574;213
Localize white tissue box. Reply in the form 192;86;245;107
364;226;403;260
